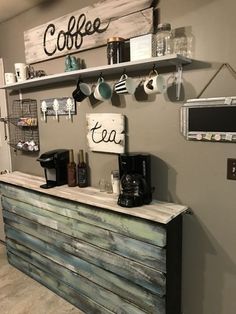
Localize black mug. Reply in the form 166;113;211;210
72;79;91;102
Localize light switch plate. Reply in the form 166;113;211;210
227;158;236;180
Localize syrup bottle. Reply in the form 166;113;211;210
78;149;88;187
67;149;76;187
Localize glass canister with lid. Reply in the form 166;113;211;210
107;37;125;65
156;23;173;57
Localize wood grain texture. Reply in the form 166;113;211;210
0;173;185;313
1;185;167;247
2;200;166;296
7;252;113;314
0;172;188;224
24;0;153;63
3;208;166;272
86;113;125;154
5;225;165;312
7;240;151;314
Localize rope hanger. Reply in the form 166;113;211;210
197;62;236;98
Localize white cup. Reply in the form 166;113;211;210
143;70;166;95
14;63;28;82
4;72;16;85
94;77;112;101
114;74;138;95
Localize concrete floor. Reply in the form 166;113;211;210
0;243;83;314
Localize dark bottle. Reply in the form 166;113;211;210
78;149;88;188
67;149;76;187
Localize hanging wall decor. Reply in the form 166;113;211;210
40;97;76;120
24;0;154;64
86;113;125;154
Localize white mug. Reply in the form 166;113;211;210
114;74;137;95
143;70;166;95
14;63;28;82
4;72;16;85
94;77;112;101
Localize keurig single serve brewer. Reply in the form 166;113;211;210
118;153;153;208
37;149;69;188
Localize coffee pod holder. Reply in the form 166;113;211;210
5;99;40;153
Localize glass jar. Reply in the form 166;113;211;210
107;37;125;65
173;28;193;58
156;23;173;57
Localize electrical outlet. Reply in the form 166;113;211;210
227;158;236;180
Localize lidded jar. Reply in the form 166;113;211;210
107;37;125;65
156;23;173;57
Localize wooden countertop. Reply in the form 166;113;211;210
0;171;188;224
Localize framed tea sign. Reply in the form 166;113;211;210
86;113;125;154
24;0;154;64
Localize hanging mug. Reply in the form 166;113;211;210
143;70;166;95
114;74;137;95
72;79;91;102
94;76;112;101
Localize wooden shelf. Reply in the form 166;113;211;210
0;54;191;90
0;171;188;224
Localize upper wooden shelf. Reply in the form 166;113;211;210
0;54;191;90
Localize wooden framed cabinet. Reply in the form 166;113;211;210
0;172;187;314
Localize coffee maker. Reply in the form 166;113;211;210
118;154;152;208
37;149;69;189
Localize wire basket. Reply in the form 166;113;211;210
7;99;40;152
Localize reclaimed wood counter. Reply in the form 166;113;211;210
0;171;187;314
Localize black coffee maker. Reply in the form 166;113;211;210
37;149;69;189
118;154;152;208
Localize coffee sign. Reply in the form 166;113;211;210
24;0;154;64
43;15;109;58
86;113;125;154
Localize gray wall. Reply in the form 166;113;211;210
0;0;236;313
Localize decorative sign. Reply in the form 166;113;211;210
24;0;153;64
86;113;125;154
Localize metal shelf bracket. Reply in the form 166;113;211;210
176;63;183;100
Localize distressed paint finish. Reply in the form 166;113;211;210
8;252;113;314
0;174;185;314
7;241;151;314
1;185;167;247
3;209;166;272
24;0;154;63
86;113;125;154
2;203;166;296
5;226;165;313
0;172;188;224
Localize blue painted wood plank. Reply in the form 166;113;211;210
0;183;166;246
7;251;113;314
5;224;165;310
2;196;166;272
3;209;165;295
7;240;154;314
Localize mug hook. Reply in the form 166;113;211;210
77;76;83;86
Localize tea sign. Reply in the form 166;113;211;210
86;113;125;154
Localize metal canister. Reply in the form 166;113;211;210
107;37;125;65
